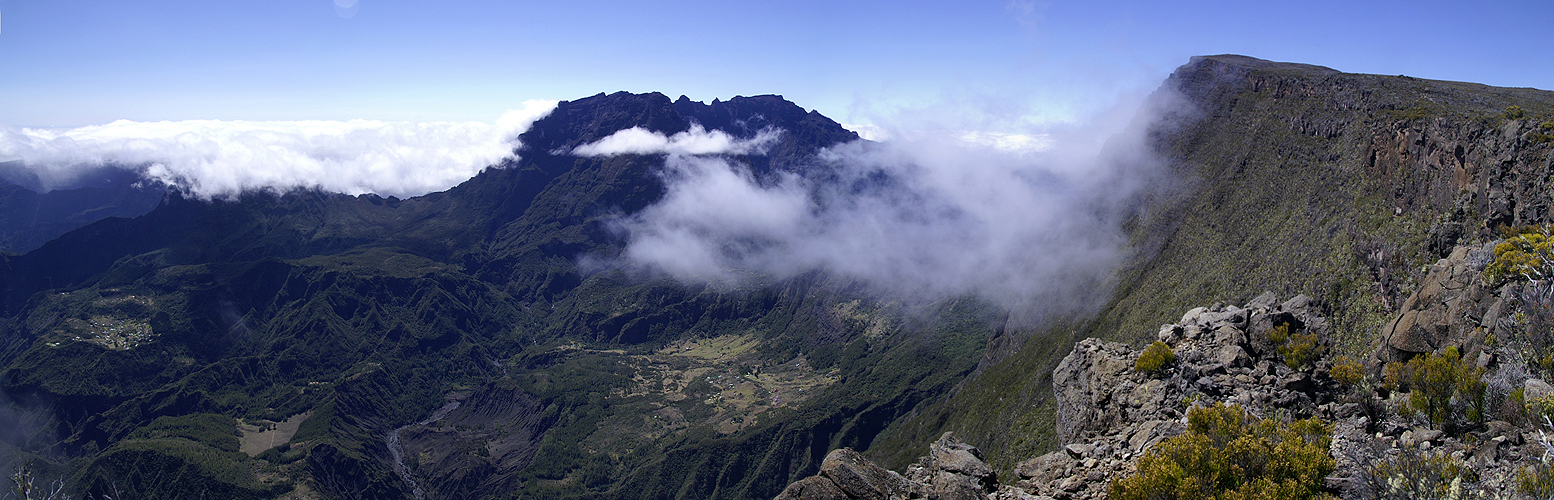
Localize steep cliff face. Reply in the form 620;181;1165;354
870;55;1554;476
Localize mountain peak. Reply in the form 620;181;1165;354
517;91;858;169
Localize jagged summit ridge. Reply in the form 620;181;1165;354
517;91;858;159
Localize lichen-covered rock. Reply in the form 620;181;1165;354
1052;339;1135;445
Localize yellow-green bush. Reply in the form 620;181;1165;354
1527;394;1554;421
1387;347;1487;427
1108;403;1336;500
1411;348;1460;426
1268;322;1324;370
1457;363;1487;423
1520;463;1554;499
1485;226;1554;285
1329;356;1364;387
1137;340;1176;373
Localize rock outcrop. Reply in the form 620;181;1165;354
1018;292;1344;500
777;293;1346;500
1372;242;1508;371
774;433;997;500
777;289;1554;499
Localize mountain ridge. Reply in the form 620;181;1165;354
4;55;1553;500
0;92;978;500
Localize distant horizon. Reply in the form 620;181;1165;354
3;0;1550;204
3;1;1550;131
3;52;1549;131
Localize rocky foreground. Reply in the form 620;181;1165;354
777;246;1554;499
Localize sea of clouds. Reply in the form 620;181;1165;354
0;90;1186;320
0;99;558;198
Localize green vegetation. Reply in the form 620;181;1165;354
1355;441;1478;500
1268;322;1324;370
1386;347;1486;428
1526;394;1554;422
1485;226;1554;285
1108;402;1335;500
1136;340;1176;373
1329;356;1364;387
1521;466;1554;499
126;414;241;453
1520;422;1554;499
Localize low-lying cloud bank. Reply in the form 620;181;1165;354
571;125;782;156
0;100;558;198
599;91;1186;321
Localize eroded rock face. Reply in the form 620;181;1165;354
1051;339;1135;447
1372;243;1504;370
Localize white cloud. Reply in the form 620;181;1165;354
571;124;781;157
956;131;1053;154
0;99;558;198
841;123;887;142
608;89;1184;323
843;123;1053;154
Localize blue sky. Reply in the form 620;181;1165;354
3;0;1551;129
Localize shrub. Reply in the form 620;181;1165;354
1457;362;1488;423
1511;387;1529;421
1521;465;1554;500
1330;356;1364;387
1108;403;1336;500
1268;322;1324;370
1520;417;1554;499
1485;226;1554;285
1529;394;1554;422
1410;348;1462;427
1387;347;1488;428
1137;340;1176;373
1384;361;1407;391
1508;106;1528;120
1352;439;1478;500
